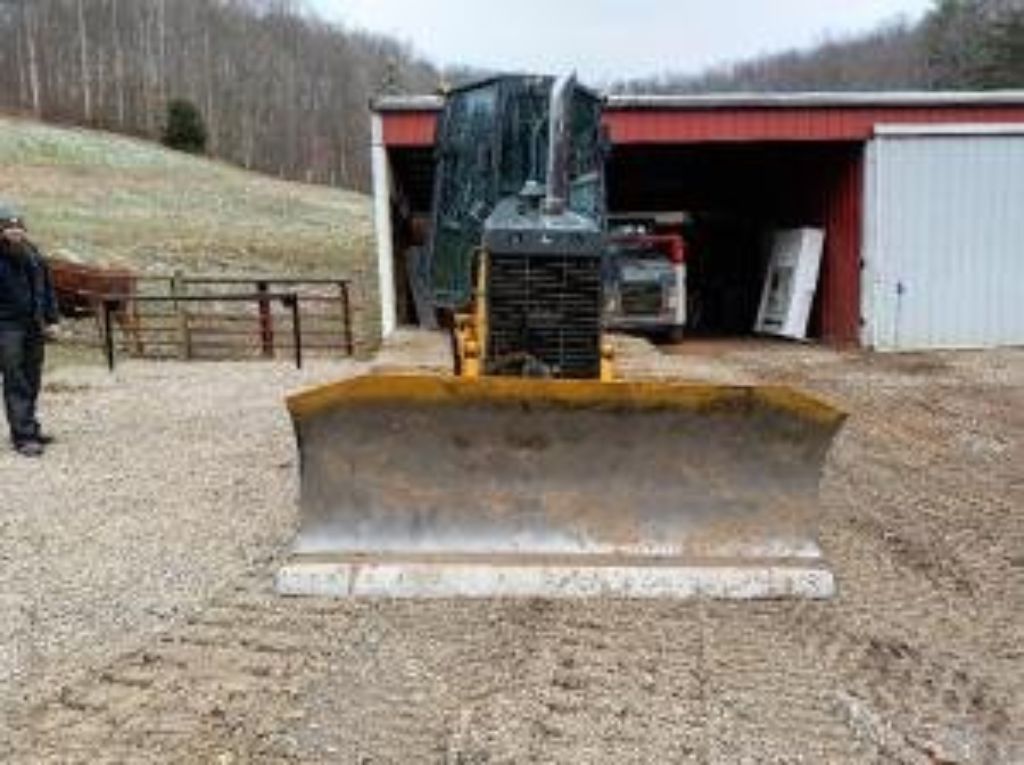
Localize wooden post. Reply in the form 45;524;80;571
288;295;302;369
170;270;191;360
339;280;354;356
257;280;274;357
177;306;192;360
103;299;115;371
128;294;143;356
169;269;184;309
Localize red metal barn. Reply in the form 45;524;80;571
371;91;1024;350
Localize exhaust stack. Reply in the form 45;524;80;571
542;73;576;216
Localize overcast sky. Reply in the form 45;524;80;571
310;0;935;83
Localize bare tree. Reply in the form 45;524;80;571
21;0;42;115
0;0;440;190
610;1;1022;94
76;0;91;121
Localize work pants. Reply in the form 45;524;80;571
0;325;45;444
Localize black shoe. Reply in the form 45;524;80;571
36;433;55;445
14;440;44;457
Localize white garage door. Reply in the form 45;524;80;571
863;125;1024;350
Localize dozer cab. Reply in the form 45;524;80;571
276;74;845;599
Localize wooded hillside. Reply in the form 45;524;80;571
1;1;1020;193
0;0;438;190
612;0;1024;93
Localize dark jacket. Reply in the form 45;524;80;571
0;240;59;330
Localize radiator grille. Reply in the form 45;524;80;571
487;253;602;379
620;282;665;316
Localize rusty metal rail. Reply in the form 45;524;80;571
174;275;353;357
87;272;355;369
128;273;355;356
101;293;303;371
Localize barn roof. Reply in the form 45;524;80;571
372;90;1024;113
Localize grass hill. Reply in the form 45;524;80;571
0;116;374;278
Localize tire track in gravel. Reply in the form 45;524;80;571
707;345;1024;763
326;598;710;764
775;369;1022;763
7;579;341;763
700;601;872;763
289;598;528;763
828;382;1022;627
5;344;1022;763
778;599;1021;764
6;582;702;763
504;602;706;764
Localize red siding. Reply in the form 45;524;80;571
378;102;1024;347
381;112;436;146
380;106;1024;147
605;106;1024;143
818;149;863;345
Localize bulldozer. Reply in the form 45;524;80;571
276;74;845;599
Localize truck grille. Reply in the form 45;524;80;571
619;282;665;316
487;253;602;379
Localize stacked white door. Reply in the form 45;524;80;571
755;228;825;341
863;126;1024;350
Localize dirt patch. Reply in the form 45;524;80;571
40;380;91;395
859;351;954;376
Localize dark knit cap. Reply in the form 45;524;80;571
0;202;26;231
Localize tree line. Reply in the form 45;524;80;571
611;0;1024;94
1;1;1020;192
0;0;439;190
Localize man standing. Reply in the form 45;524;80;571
0;203;59;457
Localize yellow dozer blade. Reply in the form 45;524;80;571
276;375;845;599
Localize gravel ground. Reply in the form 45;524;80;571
0;357;358;723
1;333;1022;763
